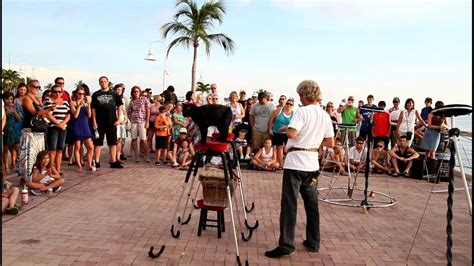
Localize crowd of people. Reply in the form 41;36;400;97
2;76;448;217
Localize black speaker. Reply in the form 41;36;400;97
410;158;424;179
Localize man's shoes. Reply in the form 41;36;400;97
5;206;19;215
264;247;294;258
119;154;127;161
303;240;319;252
110;161;124;169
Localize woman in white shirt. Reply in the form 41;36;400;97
396;98;425;146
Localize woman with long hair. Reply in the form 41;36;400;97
268;98;294;169
396;98;426;146
69;86;94;172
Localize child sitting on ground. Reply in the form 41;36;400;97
27;150;65;195
371;140;391;175
320;142;347;175
2;178;20;215
171;128;195;168
235;129;251;160
250;138;279;171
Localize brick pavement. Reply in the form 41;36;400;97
2;151;472;265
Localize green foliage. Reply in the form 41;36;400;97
196;81;211;93
2;68;25;94
161;0;235;91
44;83;53;90
75;80;84;90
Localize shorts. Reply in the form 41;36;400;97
155;135;169;150
117;124;127;139
131;122;147;140
271;133;288;146
46;127;67;151
252;130;270;150
94;125;118;146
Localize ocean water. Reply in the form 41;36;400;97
447;115;472;172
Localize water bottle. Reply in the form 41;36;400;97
21;185;29;205
95;129;100;139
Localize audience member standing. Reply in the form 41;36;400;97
249;91;276;151
128;86;151;163
113;84;128;163
43;84;70;175
69;86;94;171
268;97;294;169
420;101;448;162
388;97;403;148
91;76;124;169
337;96;360;147
359;94;378;140
396;98;425;146
162;85;178;105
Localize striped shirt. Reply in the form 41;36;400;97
43;99;70;127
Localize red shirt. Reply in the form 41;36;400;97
372;112;390;137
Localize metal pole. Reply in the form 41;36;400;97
162;42;166;93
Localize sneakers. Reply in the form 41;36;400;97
110;161;124;169
244;155;251;160
303;240;319;252
30;189;42;195
52;186;62;193
240;154;244;160
119;154;127;161
155;161;161;166
264;247;295;258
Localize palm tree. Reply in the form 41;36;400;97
196;81;211;94
75;80;85;90
162;0;235;92
2;69;23;93
44;83;53;90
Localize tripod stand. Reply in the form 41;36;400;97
318;116;396;209
430;104;472;265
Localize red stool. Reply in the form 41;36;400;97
196;199;225;238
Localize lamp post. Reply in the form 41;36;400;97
145;40;167;93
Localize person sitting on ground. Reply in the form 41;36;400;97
235;129;251;160
170;128;195;168
176;140;192;169
348;137;367;173
2;178;20;215
371;140;391;175
389;135;420;177
27;150;65;195
320;141;347;175
250;138;279;171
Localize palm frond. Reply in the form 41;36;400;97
161;21;193;39
206;33;235;56
167;36;194;56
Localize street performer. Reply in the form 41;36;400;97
265;80;335;258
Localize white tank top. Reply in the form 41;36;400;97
260;147;273;163
228;102;242;124
399;109;416;132
389;108;403;126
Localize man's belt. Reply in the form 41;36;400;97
287;147;319;153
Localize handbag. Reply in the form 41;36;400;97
30;116;48;133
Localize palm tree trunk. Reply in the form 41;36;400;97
191;45;198;92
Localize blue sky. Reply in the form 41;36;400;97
2;0;472;108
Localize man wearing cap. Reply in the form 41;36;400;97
251;92;258;104
388;97;403;148
171;127;195;168
337;96;361;147
359;94;378;140
238;90;247;111
249;91;276;151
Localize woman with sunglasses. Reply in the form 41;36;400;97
69;86;94;172
43;84;70;175
268;98;295;169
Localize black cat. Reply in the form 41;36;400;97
182;103;232;145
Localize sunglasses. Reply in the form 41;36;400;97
376;145;383;148
327;105;333;108
286;103;293;106
279;98;286;101
56;82;64;85
212;98;218;100
51;90;62;93
31;85;41;89
348;99;354;102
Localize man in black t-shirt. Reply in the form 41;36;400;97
91;76;124;169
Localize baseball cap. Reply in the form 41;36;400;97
252;92;258;97
393;97;400;103
239;89;246;94
179;128;188;134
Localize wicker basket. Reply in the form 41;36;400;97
199;166;234;207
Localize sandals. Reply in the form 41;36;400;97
392;172;401;177
402;171;410;177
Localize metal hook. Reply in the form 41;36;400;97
148;245;166;258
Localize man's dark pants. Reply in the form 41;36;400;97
278;169;320;253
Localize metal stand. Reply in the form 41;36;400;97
318;120;397;209
430;104;472;266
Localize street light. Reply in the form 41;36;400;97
145;40;168;93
